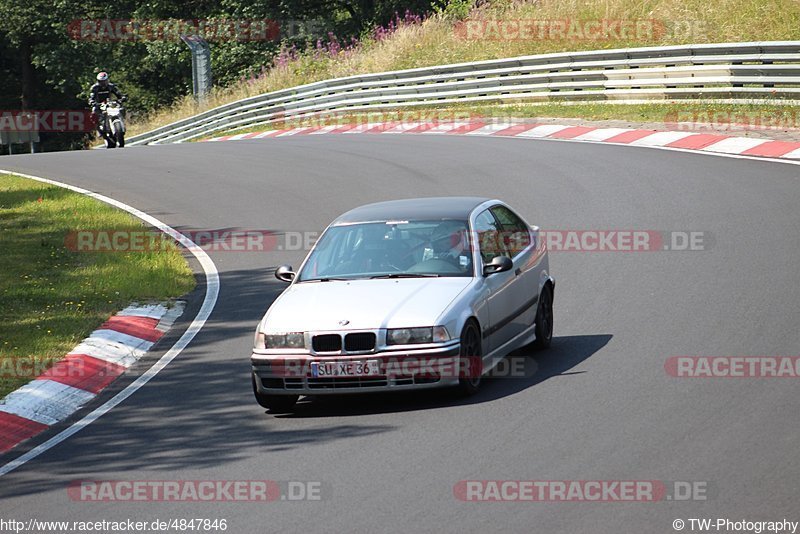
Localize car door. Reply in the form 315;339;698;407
473;209;527;353
490;205;541;332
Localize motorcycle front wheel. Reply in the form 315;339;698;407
113;121;125;148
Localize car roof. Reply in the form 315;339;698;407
333;197;494;224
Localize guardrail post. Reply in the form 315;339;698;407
180;35;213;103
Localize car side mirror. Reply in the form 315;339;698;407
275;265;296;282
483;256;513;276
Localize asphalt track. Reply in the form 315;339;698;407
1;135;799;533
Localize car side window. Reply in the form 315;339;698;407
473;210;509;263
490;205;531;257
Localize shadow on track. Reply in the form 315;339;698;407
0;265;393;497
0;262;608;498
273;333;612;419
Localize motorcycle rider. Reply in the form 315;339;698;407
88;72;126;137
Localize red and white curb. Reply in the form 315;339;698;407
0;302;184;454
202;121;800;161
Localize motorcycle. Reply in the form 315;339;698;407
99;99;126;148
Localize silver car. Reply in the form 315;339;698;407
251;197;554;412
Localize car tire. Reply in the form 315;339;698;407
252;374;298;412
532;284;553;350
457;320;483;396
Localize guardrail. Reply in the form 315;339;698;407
128;41;800;146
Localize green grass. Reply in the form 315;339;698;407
213;101;799;139
0;174;195;398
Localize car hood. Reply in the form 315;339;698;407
262;278;472;332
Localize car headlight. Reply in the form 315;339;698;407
387;326;450;345
255;332;305;349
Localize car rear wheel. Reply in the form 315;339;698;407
532;284;553;350
457;320;483;395
252;374;298;412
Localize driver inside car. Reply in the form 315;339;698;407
426;221;472;273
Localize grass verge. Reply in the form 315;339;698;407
0;174;196;398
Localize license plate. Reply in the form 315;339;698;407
311;360;380;378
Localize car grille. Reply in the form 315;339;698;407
311;332;376;353
344;332;376;352
312;334;342;352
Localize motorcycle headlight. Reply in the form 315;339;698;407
256;332;305;349
386;326;450;345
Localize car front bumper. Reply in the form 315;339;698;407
251;343;462;395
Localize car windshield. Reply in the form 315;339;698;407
297;220;474;281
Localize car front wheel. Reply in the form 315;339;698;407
457;320;483;395
532;284;553;350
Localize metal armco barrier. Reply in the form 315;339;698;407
128;41;800;146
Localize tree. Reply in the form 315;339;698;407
0;0;441;152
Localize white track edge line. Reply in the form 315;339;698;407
0;170;220;477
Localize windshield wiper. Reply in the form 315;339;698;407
369;273;441;279
300;277;352;282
